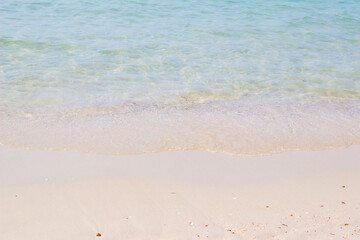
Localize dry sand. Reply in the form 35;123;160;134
1;146;360;240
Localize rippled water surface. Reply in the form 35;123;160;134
1;0;360;155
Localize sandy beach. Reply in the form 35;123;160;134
2;0;360;239
1;146;360;240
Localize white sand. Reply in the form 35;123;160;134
1;146;360;240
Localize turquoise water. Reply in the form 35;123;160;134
1;0;360;155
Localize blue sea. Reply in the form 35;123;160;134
1;0;360;155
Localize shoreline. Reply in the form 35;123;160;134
1;146;360;239
2;98;360;156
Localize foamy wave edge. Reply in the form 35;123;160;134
1;98;360;156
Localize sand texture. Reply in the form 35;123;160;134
1;146;360;239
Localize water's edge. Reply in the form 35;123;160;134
2;98;360;156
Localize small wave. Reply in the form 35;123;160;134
1;98;360;156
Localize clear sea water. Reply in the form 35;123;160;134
1;0;360;155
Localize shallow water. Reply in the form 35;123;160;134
1;0;360;155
